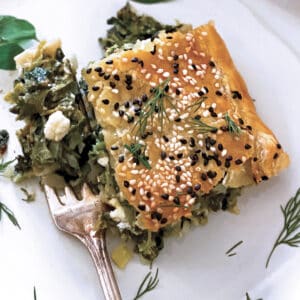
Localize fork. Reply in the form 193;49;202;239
42;182;122;300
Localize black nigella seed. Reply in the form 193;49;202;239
175;166;181;172
160;218;168;224
190;137;195;147
94;67;102;72
177;153;183;159
104;74;111;80
207;170;217;179
209;61;215;67
218;144;223;151
173;63;179;68
180;139;187;145
245;144;251;149
273;153;279;159
119;110;125;117
211;112;218;117
175;117;181;122
150;45;156;55
175;175;180;183
175;88;181;95
146;191;152;198
173;54;179;60
86;68;92;74
208;107;214;113
238;118;244;125
232;90;242;100
151;212;162;221
123;181;129;188
131;57;138;63
131;189;136;195
173;69;179;74
162;135;169;142
246;125;252;131
125;74;132;83
111;145;118;150
225;160;231;168
127;116;134;123
102;99;110;105
253;157;258;162
216;160;222;166
118;155;124;163
141;94;148;102
194;115;201;120
187;187;193;194
98;71;105;77
114;102;119;110
261;176;269;181
191;64;197;70
209;138;216;146
277;143;282;149
161;194;169;200
169;156;175;160
203;159;209;166
211;128;218;133
216;90;222;96
194;184;201;191
105;60;113;64
198;91;204;96
126;85;133;91
173;197;180;205
124;101;130;108
109;82;116;88
92;86;100;91
161;151;167;160
113;74;120;81
235;159;243;165
226;155;233;161
201;173;207;181
138;205;146;211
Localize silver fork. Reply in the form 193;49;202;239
42;182;122;300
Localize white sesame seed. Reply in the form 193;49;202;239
150;82;156;87
112;89;119;94
129;179;136;185
122;57;128;62
211;103;217;109
151;64;157;69
163;72;170;78
131;170;139;175
221;149;228;157
145;73;151;80
201;31;208;36
141;68;147;74
182;69;188;76
203;110;209;117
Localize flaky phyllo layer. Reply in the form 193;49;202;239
83;22;289;238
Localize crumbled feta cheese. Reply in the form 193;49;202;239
117;222;131;231
44;111;70;142
97;157;109;167
109;198;128;223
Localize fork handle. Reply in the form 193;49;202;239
82;230;122;300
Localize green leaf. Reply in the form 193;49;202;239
0;201;21;229
0;42;23;70
0;15;37;70
0;16;36;42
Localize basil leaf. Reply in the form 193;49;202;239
0;15;37;70
0;42;23;70
0;16;36;42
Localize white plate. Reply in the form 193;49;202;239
1;0;300;299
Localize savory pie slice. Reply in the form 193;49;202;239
83;22;289;233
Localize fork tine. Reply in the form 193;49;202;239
43;184;62;212
61;186;79;205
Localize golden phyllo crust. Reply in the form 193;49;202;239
83;22;289;232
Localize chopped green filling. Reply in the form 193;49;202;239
99;3;182;55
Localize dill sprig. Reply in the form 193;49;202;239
134;268;159;300
124;143;151;169
266;188;300;268
224;113;241;135
190;118;217;134
187;96;207;112
134;78;174;136
226;240;243;256
0;201;21;229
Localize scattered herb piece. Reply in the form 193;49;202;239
190;118;217;134
99;3;182;54
20;187;35;202
266;188;300;268
246;292;263;300
0;158;15;175
226;240;243;256
0;201;21;229
0;16;37;70
134;268;159;300
224;113;241;135
33;286;37;300
133;78;174;136
125;143;151;169
0;129;9;155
